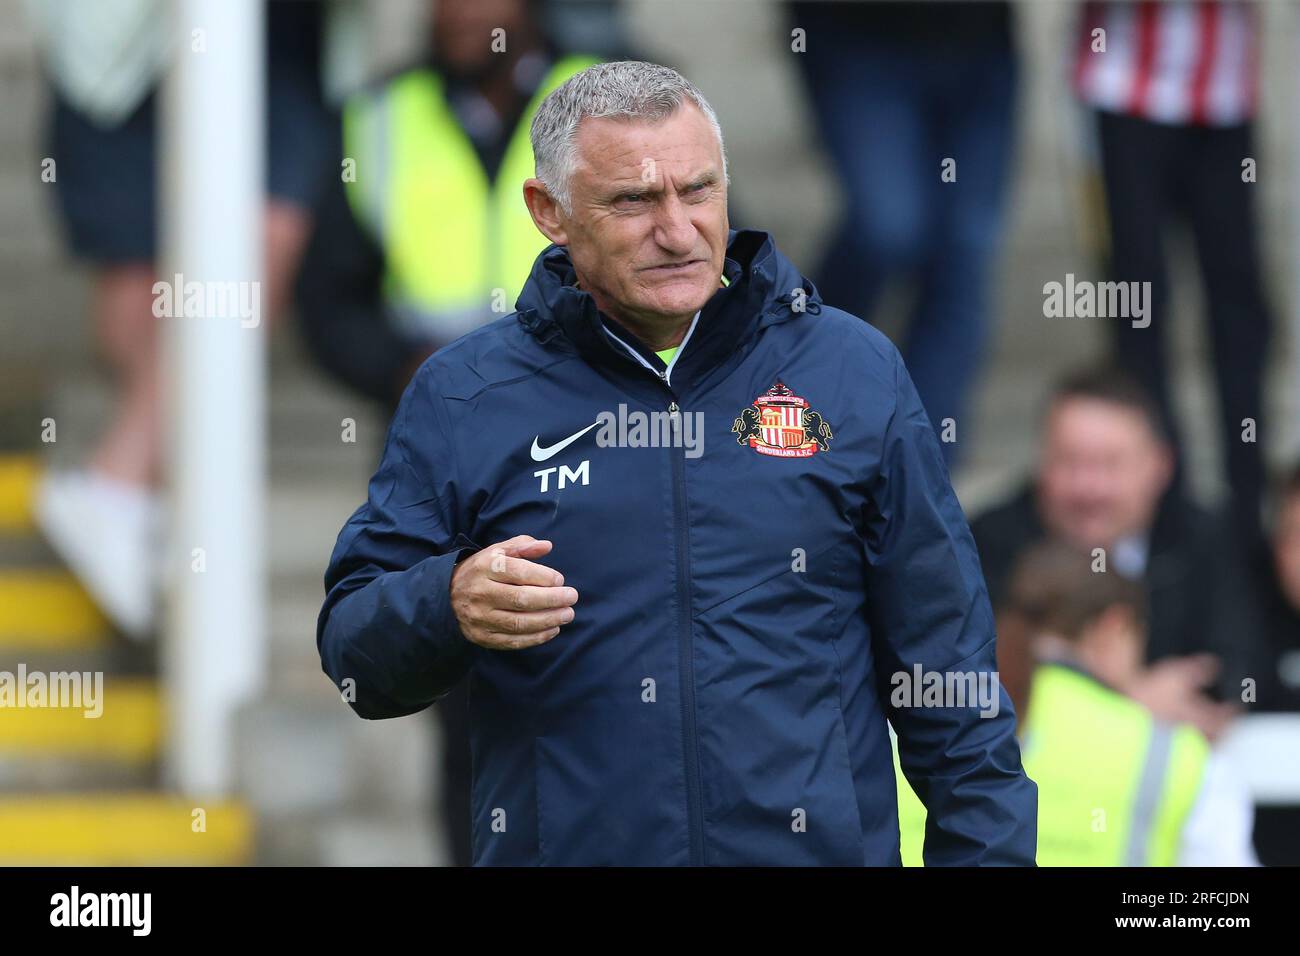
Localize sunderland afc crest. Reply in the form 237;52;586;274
732;381;833;458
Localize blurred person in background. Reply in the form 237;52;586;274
970;367;1253;738
1006;543;1255;865
296;0;604;405
294;0;607;868
27;0;335;638
1244;462;1300;864
789;0;1017;466
1250;463;1300;713
1075;0;1273;543
899;541;1257;866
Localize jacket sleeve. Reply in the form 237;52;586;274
864;347;1038;865
317;364;478;719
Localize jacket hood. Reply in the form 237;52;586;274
514;229;822;379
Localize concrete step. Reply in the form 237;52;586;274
29;373;383;476
0;454;38;532
258;809;442;866
0;676;160;764
0;755;154;793
0;569;112;651
0;792;253;865
233;687;437;819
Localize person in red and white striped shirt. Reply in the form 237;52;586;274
1075;0;1259;126
1074;0;1273;546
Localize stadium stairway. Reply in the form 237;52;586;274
0;359;447;866
0;446;253;864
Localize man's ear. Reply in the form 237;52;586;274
523;179;568;246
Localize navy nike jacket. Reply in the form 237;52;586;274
318;229;1037;866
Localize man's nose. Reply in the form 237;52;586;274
653;193;697;255
1067;469;1110;502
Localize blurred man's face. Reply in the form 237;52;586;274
1037;398;1173;548
433;0;530;78
1275;494;1300;610
526;104;729;335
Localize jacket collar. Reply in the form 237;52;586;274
515;229;820;392
1034;657;1123;697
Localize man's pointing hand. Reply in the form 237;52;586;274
450;535;579;650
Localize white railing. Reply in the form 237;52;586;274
1219;715;1300;805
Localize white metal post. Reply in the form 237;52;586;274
160;0;266;796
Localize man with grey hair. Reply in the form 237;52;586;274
319;61;1037;866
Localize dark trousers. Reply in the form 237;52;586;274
1097;111;1272;538
797;33;1017;466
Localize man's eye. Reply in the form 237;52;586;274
618;193;645;204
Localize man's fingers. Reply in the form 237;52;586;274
482;626;563;650
485;582;579;612
485;551;565;587
492;533;541;550
495;535;554;559
1188;654;1222;682
480;606;576;635
1171;653;1220;676
454;537;573;651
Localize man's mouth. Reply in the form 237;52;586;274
643;259;704;274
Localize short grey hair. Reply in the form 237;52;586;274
530;60;728;214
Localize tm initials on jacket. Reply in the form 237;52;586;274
317;229;1038;866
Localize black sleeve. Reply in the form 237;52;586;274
295;172;429;405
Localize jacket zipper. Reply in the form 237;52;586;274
608;343;705;864
662;376;705;865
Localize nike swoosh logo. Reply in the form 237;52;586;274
530;421;599;462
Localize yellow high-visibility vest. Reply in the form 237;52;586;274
894;663;1208;866
343;55;600;337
